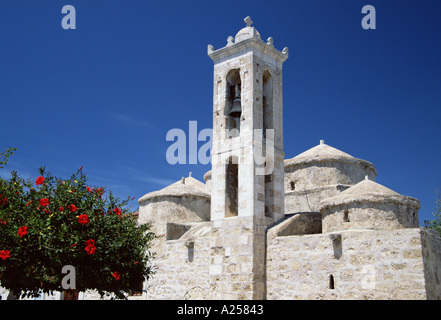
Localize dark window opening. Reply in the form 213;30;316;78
343;210;350;223
225;157;239;217
329;275;335;290
290;181;296;191
225;69;242;135
262;70;273;139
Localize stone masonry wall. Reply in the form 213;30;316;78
145;230;216;299
145;215;271;300
267;228;438;300
420;228;441;299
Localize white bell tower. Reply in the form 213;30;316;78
207;16;289;299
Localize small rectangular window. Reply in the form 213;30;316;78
329;275;335;290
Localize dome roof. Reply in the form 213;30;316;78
319;176;420;210
235;26;261;42
292;140;354;161
338;176;399;197
285;140;377;174
234;16;262;43
138;174;209;204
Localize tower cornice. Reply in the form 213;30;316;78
208;37;288;64
208;16;288;64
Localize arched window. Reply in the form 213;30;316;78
225;157;239;217
225;69;241;136
262;70;273;138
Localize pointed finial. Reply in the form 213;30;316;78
226;36;234;46
267;37;274;47
244;16;253;27
181;177;185;184
320;140;325;145
365;175;369;180
189;172;193;177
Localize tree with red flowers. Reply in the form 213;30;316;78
0;147;158;299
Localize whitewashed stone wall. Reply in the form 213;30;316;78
146;216;270;300
146;230;216;299
267;227;441;300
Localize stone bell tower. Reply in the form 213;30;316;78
207;17;288;299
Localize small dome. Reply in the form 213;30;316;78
284;140;377;189
285;140;374;171
283;140;377;214
138;174;211;227
319;177;421;232
138;175;209;204
338;176;399;196
234;16;262;43
235;26;261;42
319;177;419;209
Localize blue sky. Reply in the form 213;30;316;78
0;0;440;225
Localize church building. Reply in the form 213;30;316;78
138;17;441;300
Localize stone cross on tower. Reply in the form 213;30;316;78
244;16;253;27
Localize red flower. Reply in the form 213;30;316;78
85;239;95;247
26;200;32;206
0;219;8;225
85;245;96;255
78;214;89;226
112;271;121;280
59;206;64;212
96;188;105;197
113;207;122;215
0;195;8;206
85;239;96;255
35;176;45;185
40;198;50;207
17;226;28;237
0;250;10;260
68;204;77;212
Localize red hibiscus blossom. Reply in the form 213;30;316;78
17;226;28;237
40;198;50;207
0;195;8;206
96;188;105;197
85;245;96;255
35;176;45;185
59;206;64;212
113;207;122;215
112;271;121;280
85;239;96;255
68;204;77;212
0;250;11;260
78;214;89;226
